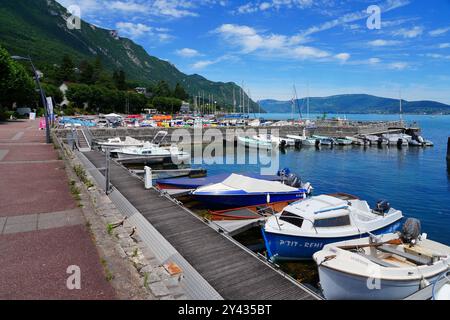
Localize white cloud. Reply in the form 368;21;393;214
368;58;381;64
429;26;450;37
175;48;202;57
392;26;423;38
110;1;147;12
214;23;333;61
191;55;232;69
425;53;450;60
116;22;172;41
299;0;410;37
388;62;409;70
438;43;450;49
335;53;351;62
368;39;401;47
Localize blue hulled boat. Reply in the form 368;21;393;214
262;194;404;261
191;173;312;208
156;172;281;190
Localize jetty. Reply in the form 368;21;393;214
77;149;320;300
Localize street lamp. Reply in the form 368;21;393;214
11;55;51;144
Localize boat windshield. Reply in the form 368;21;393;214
280;210;304;228
314;215;351;228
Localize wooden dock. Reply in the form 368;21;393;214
83;150;319;300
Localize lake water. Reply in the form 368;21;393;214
191;114;450;246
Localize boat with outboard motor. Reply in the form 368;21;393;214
191;173;313;208
111;144;190;164
261;194;403;261
98;136;145;151
313;218;450;300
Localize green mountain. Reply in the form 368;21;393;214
0;0;258;110
260;94;450;115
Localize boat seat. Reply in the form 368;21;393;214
357;252;398;268
378;245;432;266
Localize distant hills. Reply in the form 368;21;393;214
259;94;450;115
0;0;258;111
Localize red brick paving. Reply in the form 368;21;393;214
0;119;116;299
0;225;116;300
1;145;58;161
0;162;77;217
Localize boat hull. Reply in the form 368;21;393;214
191;192;307;209
318;264;443;300
261;220;403;261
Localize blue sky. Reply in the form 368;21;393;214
57;0;450;104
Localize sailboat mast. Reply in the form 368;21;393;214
399;90;403;124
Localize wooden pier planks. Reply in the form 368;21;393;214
84;151;318;300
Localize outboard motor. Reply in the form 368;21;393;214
278;168;291;177
285;173;302;188
373;200;391;214
280;140;287;149
397;138;404;148
401;218;422;244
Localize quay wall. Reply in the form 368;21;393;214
54;121;405;141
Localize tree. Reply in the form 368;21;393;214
152;96;182;114
79;60;94;84
113;69;127;91
154;80;172;98
66;83;92;109
173;83;189;101
58;54;75;82
0;45;35;113
42;83;63;105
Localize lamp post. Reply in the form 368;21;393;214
11;55;51;144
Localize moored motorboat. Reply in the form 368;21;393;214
313;219;450;300
334;137;353;146
156;172;281;190
237;136;274;149
98;136;145;151
313;135;334;146
111;145;190;164
191;173;313;208
262;194;403;261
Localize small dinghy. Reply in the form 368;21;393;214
191;173;312;208
209;201;292;221
334;137;353;146
111;145;189;164
262;194;403;261
313;218;450;300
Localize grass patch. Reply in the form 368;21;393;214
132;248;138;258
143;273;149;287
69;180;81;201
106;223;114;236
73;164;94;189
100;258;115;282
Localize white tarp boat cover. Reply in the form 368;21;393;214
218;174;299;193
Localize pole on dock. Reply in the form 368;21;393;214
144;166;153;189
105;149;112;195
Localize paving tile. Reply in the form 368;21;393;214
6;214;38;225
0;217;6;233
3;222;37;234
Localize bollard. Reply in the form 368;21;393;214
144;166;153;189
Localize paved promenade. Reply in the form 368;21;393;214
0;119;115;299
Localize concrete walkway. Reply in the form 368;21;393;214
0;120;115;299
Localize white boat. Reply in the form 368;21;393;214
313;219;450;300
262;194;403;261
313;135;334;146
111;145;190;164
334;137;353;146
383;133;411;146
345;136;367;146
98;136;145;151
253;134;296;147
237;136;274;149
363;135;389;146
301;138;320;146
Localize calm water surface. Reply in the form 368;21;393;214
192;114;450;245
